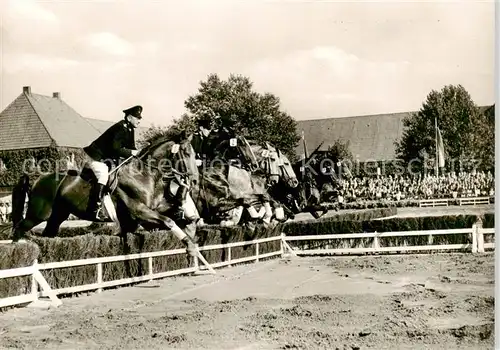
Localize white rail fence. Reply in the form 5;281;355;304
283;226;494;256
0;236;283;309
0;226;494;309
419;196;492;207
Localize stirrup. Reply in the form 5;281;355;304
94;202;106;220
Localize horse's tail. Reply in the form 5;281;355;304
11;174;31;227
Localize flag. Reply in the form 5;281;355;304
301;130;308;159
436;126;445;167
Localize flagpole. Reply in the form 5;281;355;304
302;130;308;160
435;117;439;177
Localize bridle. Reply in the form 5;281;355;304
136;140;193;185
259;143;295;186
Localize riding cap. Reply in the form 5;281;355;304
123;105;143;119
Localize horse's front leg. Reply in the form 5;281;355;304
221;206;244;226
307;204;329;219
124;199;198;258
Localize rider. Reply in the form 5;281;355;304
83;105;142;219
191;108;220;168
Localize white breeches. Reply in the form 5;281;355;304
89;161;109;185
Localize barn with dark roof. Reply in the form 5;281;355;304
296;106;494;162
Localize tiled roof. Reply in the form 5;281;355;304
296;105;494;162
296;111;413;162
26;93;102;148
0;88;148;151
0;93;54;150
0;90;101;150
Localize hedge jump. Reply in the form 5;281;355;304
0;223;494;310
0;236;283;309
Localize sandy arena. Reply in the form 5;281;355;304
0;252;494;350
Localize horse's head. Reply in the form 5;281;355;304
168;135;199;184
252;142;299;188
212;131;260;172
139;134;199;186
274;147;299;188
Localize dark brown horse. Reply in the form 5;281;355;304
196;137;300;227
11;136;201;256
188;133;262;225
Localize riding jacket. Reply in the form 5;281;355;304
84;120;137;164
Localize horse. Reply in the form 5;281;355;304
188;131;276;227
235;140;300;223
247;141;299;189
11;135;201;258
301;147;352;204
290;143;339;218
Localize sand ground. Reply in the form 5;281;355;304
0;253;494;350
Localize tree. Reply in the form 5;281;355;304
395;84;492;173
326;139;354;164
139;113;195;146
325;139;354;178
179;73;301;158
471;105;495;171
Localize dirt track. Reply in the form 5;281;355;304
0;253;494;349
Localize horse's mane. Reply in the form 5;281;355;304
138;133;189;158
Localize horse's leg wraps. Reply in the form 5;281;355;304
257;205;266;217
182;193;199;221
232;206;244;223
170;224;187;240
263;202;273;223
247;205;260;219
275;206;285;220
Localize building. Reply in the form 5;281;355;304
296;111;413;162
296;106;494;163
0;86;148;194
0;86;149;152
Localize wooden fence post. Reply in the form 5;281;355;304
471;224;478;253
227;247;232;267
280;233;285;257
96;263;103;293
148;257;153;281
372;232;380;251
476;218;485;253
31;259;38;303
280;233;297;258
193;244;200;270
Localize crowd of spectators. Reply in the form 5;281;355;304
336;171;495;202
0;171;495;223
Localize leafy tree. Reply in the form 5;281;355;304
139;114;195;146
471;105;495;171
326;139;354;164
325;139;354;178
176;73;301;158
395;84;493;172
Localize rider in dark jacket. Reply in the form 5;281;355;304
83;105;142;219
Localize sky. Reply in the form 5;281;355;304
0;0;495;128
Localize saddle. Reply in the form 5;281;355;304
68;165;119;195
67;165;120;221
163;173;188;200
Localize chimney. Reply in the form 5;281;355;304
23;86;31;95
53;92;61;99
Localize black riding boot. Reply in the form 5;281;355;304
173;181;189;221
89;183;106;219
